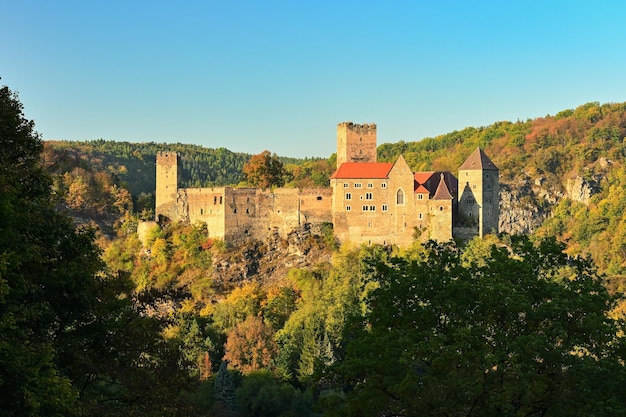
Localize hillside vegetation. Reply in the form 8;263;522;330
10;69;626;417
46;101;626;279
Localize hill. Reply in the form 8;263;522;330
29;98;626;415
45;101;626;279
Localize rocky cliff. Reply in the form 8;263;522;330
499;172;606;235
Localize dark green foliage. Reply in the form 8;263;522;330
0;84;95;416
214;361;237;412
45;139;335;198
0;82;199;417
236;371;314;417
332;237;626;417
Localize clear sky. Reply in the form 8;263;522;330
2;1;626;158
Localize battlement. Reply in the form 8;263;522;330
337;122;377;135
156;151;179;166
337;122;378;166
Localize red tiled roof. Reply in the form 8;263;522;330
415;184;430;194
414;171;435;185
330;162;394;179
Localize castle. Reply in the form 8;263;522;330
155;122;499;246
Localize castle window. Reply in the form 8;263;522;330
343;183;349;188
362;205;368;211
317;196;322;200
200;209;203;215
440;206;444;211
355;183;362;188
214;196;217;204
345;193;352;200
220;196;223;204
381;183;387;188
396;189;405;205
473;184;476;189
346;205;351;211
369;205;376;211
467;198;475;205
367;183;373;188
234;209;237;214
246;208;249;214
365;192;373;200
382;204;388;211
418;194;423;200
368;222;371;227
419;213;423;219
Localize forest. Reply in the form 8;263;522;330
3;81;626;417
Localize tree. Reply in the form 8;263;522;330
0;84;103;415
235;371;314;417
242;150;286;189
332;237;626;417
224;315;278;373
0;82;196;417
214;361;237;414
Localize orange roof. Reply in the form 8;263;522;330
415;184;430;194
330;162;394;179
414;171;435;185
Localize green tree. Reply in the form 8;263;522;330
243;150;286;189
214;361;238;414
0;82;196;417
0;83;101;416
333;237;626;417
235;371;314;417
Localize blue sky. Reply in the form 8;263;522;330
3;1;626;158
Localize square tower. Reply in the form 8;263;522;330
155;151;180;220
458;148;499;237
336;122;377;168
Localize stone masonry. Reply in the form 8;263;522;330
155;122;499;246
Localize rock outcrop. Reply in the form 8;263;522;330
211;223;334;291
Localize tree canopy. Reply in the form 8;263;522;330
242;150;286;189
332;237;626;417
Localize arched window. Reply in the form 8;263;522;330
396;189;405;205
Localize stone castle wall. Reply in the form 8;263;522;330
154;123;498;247
158;182;333;245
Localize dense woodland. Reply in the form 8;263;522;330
3;81;626;416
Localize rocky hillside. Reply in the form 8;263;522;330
211;224;335;291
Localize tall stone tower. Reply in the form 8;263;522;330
458;148;499;237
336;122;377;168
155;151;179;221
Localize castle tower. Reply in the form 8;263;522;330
336;122;377;168
155;151;180;221
458;148;499;237
430;173;454;241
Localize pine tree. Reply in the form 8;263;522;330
214;361;237;412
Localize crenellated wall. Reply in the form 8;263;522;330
336;122;377;167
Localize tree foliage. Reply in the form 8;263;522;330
332;237;626;417
242;150;287;189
